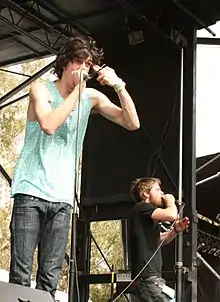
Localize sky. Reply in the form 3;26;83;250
196;22;220;157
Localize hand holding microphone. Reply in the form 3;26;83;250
71;69;88;89
162;194;176;207
162;194;179;221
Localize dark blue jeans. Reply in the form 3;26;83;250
134;276;171;302
9;194;71;300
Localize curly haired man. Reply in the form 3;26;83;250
9;36;140;299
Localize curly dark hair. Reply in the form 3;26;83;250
53;36;104;79
130;177;161;203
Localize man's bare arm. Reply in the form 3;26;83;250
88;88;140;130
160;217;189;245
160;229;177;246
89;64;140;130
151;194;178;222
30;80;85;135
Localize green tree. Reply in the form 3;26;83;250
0;206;11;271
0;56;54;174
0;57;55;275
89;221;126;301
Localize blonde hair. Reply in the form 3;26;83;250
130;177;161;202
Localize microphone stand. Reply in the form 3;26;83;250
68;204;78;302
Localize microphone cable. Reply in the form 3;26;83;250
69;65;117;302
111;201;185;302
70;66;108;301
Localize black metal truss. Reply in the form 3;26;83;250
0;68;31;77
0;93;29;110
0;0;91;66
0;165;12;186
0;60;55;106
171;0;215;37
0;0;95;185
197;37;220;45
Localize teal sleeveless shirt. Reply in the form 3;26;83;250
11;81;92;205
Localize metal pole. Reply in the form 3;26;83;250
121;219;131;302
171;0;216;37
0;165;12;186
68;211;78;302
197;252;220;281
0;93;29;110
175;47;184;302
196;153;220;173
196;172;220;186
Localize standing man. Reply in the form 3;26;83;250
129;177;189;302
9;36;140;300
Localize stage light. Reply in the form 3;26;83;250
127;30;144;45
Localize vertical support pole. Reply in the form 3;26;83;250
68;212;78;302
76;216;91;302
182;28;197;302
175;46;184;302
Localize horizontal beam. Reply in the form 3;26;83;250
197;37;220;45
0;93;29;110
0;60;54;105
78;270;175;285
0;165;12;186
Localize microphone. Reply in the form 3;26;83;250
83;64;107;81
83;74;92;81
161;196;184;209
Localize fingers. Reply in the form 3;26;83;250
183;217;189;222
92;64;100;72
93;64;108;74
163;194;175;206
96;74;106;86
94;65;118;87
100;80;106;86
96;74;103;82
182;217;190;225
71;69;88;85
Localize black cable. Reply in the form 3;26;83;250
145;74;179;189
147;121;169;177
142;123;178;192
70;69;117;301
111;202;185;301
152;97;177;176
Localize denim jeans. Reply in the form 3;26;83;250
134;276;171;302
9;194;71;300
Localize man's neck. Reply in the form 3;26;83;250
56;77;76;99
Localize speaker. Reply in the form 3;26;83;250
0;281;53;302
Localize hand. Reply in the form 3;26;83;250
71;69;88;88
162;194;175;207
174;217;190;233
93;65;121;87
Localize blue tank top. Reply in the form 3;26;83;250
11;81;92;205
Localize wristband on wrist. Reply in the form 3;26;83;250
114;80;126;93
